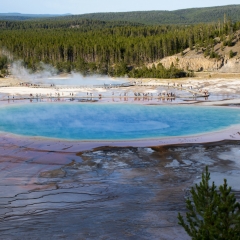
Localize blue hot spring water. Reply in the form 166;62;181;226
0;103;239;140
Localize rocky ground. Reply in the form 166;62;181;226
0;140;240;240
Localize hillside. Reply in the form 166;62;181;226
150;30;240;73
1;5;240;24
55;5;240;25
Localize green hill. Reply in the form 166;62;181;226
55;5;240;25
1;5;240;26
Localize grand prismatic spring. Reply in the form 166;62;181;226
0;103;240;140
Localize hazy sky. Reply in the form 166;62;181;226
1;0;240;14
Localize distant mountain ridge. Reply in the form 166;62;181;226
69;5;240;25
1;5;240;24
0;13;71;21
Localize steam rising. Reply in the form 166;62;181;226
11;61;58;81
10;61;126;85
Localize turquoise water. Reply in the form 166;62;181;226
0;103;239;140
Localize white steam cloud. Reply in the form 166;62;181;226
10;61;126;85
11;61;58;81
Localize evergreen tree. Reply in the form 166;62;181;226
216;179;240;240
178;166;240;240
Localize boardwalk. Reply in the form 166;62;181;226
18;82;134;89
1;81;210;100
134;83;208;97
20;81;208;96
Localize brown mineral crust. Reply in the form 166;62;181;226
39;168;66;178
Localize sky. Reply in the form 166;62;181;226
0;0;240;15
